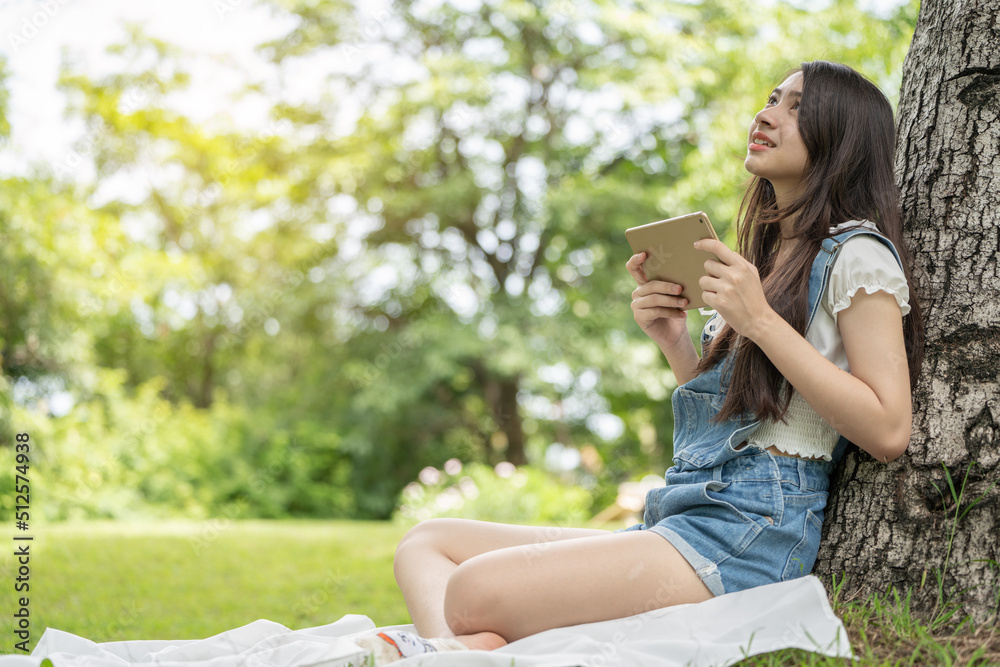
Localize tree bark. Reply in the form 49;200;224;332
815;0;1000;624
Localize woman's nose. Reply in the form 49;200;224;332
755;108;774;127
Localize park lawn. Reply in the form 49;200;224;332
1;519;997;665
0;519;414;654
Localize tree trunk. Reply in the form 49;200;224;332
499;377;526;466
471;360;527;465
197;332;216;409
815;0;1000;624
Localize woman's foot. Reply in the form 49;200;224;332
452;631;508;651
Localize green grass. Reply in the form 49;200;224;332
734;577;1000;666
1;520;997;665
0;519;413;653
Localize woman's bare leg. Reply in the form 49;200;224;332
442;529;714;643
393;518;610;643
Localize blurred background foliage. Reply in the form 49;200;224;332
0;0;918;522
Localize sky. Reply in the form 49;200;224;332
0;0;300;176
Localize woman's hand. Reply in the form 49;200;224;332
695;239;775;341
627;251;690;350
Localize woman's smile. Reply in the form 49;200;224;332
749;131;776;151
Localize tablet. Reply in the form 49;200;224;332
625;211;722;311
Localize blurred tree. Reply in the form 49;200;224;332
0;52;130;406
53;25;341;409
259;0;919;493
1;28;363;518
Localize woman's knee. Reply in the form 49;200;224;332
396;518;465;552
442;556;506;636
393;518;462;577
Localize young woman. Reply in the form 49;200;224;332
364;61;924;663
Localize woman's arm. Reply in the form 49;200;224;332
626;251;703;386
658;334;701;387
747;289;912;463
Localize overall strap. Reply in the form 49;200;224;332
806;224;905;463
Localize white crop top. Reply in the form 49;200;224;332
700;220;911;461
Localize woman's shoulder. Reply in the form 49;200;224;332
827;220;902;271
823;221;910;322
828;219;884;241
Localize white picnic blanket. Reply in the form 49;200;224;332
2;576;853;667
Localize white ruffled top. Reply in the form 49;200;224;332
701;220;911;461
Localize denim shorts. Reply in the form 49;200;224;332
616;444;833;597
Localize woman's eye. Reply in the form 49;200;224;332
767;96;777;105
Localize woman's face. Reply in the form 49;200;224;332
744;71;809;200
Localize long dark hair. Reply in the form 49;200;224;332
697;60;925;425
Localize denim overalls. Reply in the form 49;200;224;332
618;226;905;596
